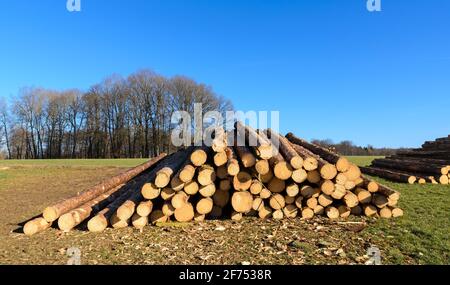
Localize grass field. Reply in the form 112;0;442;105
0;157;448;265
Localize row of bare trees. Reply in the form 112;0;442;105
311;139;406;156
0;70;233;159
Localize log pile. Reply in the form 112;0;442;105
361;135;450;185
23;123;403;236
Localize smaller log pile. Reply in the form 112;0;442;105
361;135;450;185
22;123;403;236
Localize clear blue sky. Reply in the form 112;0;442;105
0;0;449;148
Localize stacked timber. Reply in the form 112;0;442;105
360;135;450;185
22;124;403;236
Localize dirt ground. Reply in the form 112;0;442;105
0;162;447;265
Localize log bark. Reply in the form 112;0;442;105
360;166;417;184
234;121;273;159
43;153;167;222
266;129;303;169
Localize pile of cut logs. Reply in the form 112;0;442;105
361;135;450;185
23;122;403;236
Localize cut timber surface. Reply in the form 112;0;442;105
235;121;273;159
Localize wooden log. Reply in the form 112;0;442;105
320;164;338;180
305;197;318;209
179;164;196;183
338;205;351;218
199;183;216;197
362;165;420;184
155;148;193;188
252;198;265;211
391;207;404;218
43;153;167;222
216;165;228;179
301;208;314;219
184;181;199;195
371;158;447;175
110;213;129;229
292;168;308;183
272;209;284;220
320;180;335;195
231;191;253;213
379;207;392;219
259;205;272;219
300;185;316;198
362;176;400;200
285;195;296;204
363;205;378;217
131;213;148;230
286;183;300;197
266;129;303;169
260;188;272;199
249;180;263;195
260;169;274;183
354;188;372;204
283;204;298;218
58;184;126;232
141;183;160;200
136;200;153;217
194;212;206;221
335;173;348;186
318;194;333;207
196;198;214;215
174;203;195;222
233;171;253;191
235;121;273;159
170;176;185;192
351;205;363;216
255;159;270;175
331;185;346;200
325;206;339;219
23;217;51;236
197;165;216;186
190;146;210;167
269;194;286;210
231;211;243;221
213;151;228;167
343;192;359;208
291;144;318;171
295;196;304;209
226;147;240;176
313;205;325;215
162;202;176;217
286;133;342;164
234;138;257;168
171;192;189;209
307;170;321;184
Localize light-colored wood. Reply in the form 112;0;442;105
190;147;208;167
331;184;346;200
198;165;216;186
320;180;335;195
320;164;338;180
318;194;333;207
306;197;318;209
174;203;195;222
214;151;228;167
266;129;304;169
235;145;257;168
131;213;148;230
344;164;362;181
255;159;270;175
199;183;216;197
226;147;240;176
379;207;392;219
235;121;273;159
170;176;185;192
313;205;325;215
141;183;161;200
272;209;284;220
260;170;274;183
292;168;308;183
196;198;214;215
179;164;196;183
336;157;350;172
231;211;243;221
325;206;339;219
259;188;272;199
252;198;265;211
212;127;228;153
231;191;253;213
343;192;359;208
391;207;404;217
136;200;153;217
301;207;314;219
184;181;199;195
355;188;372;204
155;167;174;188
335;173;348;185
286;183;299;197
194;212;206;221
162;202;176;217
269;194;286;210
171;192;189;209
23;217;51;236
258;205;273;219
116;200;138;221
250;180;263;195
110;213;129;229
233;171;253;191
300;185;315;198
295;196;303;209
283;204;298;218
363;205;378;217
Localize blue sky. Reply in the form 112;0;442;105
0;0;449;148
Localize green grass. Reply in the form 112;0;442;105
347;156;450;264
346;156;384;167
0;159;149;168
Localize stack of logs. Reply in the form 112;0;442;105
361;135;450;185
23;123;403;236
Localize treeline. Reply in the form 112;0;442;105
0;70;233;159
311;139;408;156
